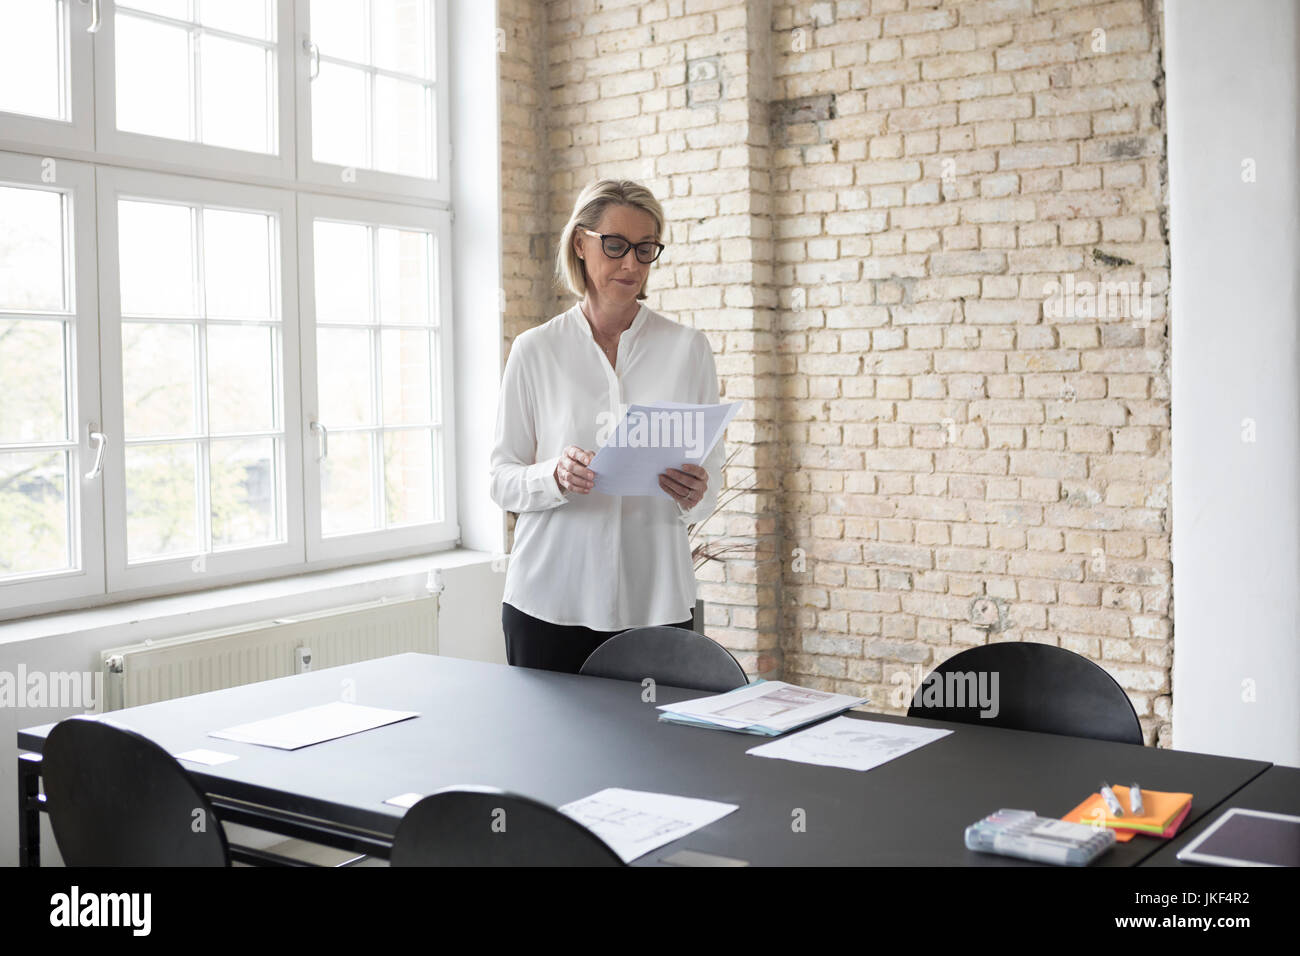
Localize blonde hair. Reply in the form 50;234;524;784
556;179;666;301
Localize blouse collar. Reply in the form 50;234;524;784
572;301;648;344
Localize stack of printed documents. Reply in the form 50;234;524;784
656;680;868;736
588;401;742;497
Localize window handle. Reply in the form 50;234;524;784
78;0;102;34
85;426;106;480
310;421;328;461
304;39;320;79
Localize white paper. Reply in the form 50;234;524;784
383;792;424;809
209;701;419;750
746;716;952;771
174;748;239;766
589;401;742;497
658;680;868;733
558;787;738;863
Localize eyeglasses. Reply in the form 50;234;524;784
582;229;665;264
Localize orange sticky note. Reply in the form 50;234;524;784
1062;786;1193;840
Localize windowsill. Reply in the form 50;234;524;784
0;549;497;649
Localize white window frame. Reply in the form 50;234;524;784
0;1;462;622
95;167;305;593
293;0;451;202
0;150;105;608
91;0;296;180
298;192;457;563
0;0;96;152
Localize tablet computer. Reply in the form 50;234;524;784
1176;808;1300;867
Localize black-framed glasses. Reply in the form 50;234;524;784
582;229;665;264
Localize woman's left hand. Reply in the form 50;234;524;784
659;464;708;509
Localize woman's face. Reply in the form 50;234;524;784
573;204;658;308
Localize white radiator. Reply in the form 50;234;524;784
98;595;439;711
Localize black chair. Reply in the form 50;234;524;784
578;625;748;693
42;716;230;866
906;642;1143;745
390;787;622;866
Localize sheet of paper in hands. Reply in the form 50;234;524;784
588;401;742;497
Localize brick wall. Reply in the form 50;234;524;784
499;0;553;346
498;0;1172;745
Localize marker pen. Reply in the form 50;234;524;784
1100;781;1124;817
1129;783;1144;816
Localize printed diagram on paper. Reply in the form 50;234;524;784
746;716;953;773
713;685;834;724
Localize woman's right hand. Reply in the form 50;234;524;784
555;445;597;494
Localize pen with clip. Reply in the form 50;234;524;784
1099;781;1124;817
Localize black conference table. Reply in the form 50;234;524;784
16;652;1273;867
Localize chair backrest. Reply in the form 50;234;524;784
579;626;748;693
42;716;230;866
906;642;1143;745
390;788;622;866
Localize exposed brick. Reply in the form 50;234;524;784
503;0;1170;746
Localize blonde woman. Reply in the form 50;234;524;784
489;179;724;673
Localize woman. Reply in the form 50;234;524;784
489;179;724;673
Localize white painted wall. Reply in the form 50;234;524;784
450;0;509;559
1167;0;1300;766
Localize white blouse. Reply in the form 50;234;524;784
490;303;724;630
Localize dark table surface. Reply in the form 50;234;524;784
1140;764;1300;866
17;653;1273;866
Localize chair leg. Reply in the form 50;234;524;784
17;753;43;868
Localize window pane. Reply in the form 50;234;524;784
0;185;66;312
211;437;275;548
373;75;429;178
122;322;196;437
317;328;373;426
203;208;273;319
118;200;195;316
321;431;374;535
0;319;67;443
126;442;199;561
380;329;430;425
383;429;432;526
309;0;366;64
376;228;430;325
199;34;272;153
373;0;429;77
118;0;190;17
207;325;275;433
0;451;70;577
313;221;371;323
116;13;192;141
311;61;367;169
0;0;64;120
199;0;271;41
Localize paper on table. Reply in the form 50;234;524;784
384;792;424;809
658;680;868;735
209;701;418;751
746;716;952;771
589;401;742;497
558;787;738;864
174;749;238;766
